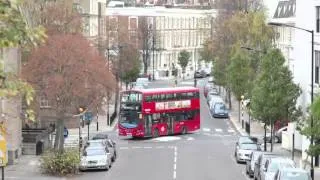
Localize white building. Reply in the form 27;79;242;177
268;0;320;166
105;7;216;79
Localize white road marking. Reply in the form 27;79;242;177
119;147;129;150
156;146;164;149
144;146;152;149
202;128;211;132
228;129;235;133
215;128;223;132
180;81;194;85
152;136;181;142
186;137;194;141
173;146;178;179
132;146;142;149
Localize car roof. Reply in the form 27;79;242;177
280;167;308;173
270;157;294;163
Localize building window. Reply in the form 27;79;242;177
40;95;51;108
129;17;137;30
317;6;320;33
316;51;320;84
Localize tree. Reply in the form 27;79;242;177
0;0;47;123
23;34;116;151
250;49;301;152
199;40;215;64
178;50;190;80
227;45;253;122
119;46;141;89
301;97;320;158
138;16;151;74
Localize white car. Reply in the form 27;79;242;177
79;146;112;171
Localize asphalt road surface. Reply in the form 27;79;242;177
71;77;249;180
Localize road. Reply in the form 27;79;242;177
69;77;249;180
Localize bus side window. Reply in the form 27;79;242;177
145;95;151;102
166;93;173;101
160;94;166;101
181;92;187;99
175;93;181;100
187;92;193;99
152;94;158;101
173;93;177;100
195;92;200;98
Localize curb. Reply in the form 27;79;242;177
229;115;247;136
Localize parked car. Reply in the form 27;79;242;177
265;126;288;143
92;133;117;162
260;157;295;180
210;102;229;118
235;142;261;163
207;94;223;107
246;151;263;178
253;153;279;180
208;76;214;83
79;146;112;171
204;83;214;97
208;88;219;96
274;167;311;180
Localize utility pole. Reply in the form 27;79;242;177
152;22;155;81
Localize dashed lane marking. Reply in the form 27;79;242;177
186;137;194;141
202;128;211;132
215;128;223;132
228;129;236;133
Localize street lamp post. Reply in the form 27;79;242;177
241;95;244;129
268;22;315;179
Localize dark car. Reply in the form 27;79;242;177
210;102;229;118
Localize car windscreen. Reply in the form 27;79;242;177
85;149;106;156
239;143;258;150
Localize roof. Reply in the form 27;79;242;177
105;6;217;17
123;86;199;94
273;0;296;18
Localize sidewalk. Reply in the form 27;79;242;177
227;93;320;177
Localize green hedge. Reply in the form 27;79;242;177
40;148;80;176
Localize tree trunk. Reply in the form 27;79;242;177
54;118;65;152
112;74;120;122
126;82;128;90
264;123;267;151
271;122;274;152
228;89;232;109
238;100;240;122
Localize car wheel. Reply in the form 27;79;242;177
274;136;280;143
153;128;159;138
181;127;187;135
235;154;240;163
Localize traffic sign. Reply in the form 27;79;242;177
0;134;7;166
84;112;93;121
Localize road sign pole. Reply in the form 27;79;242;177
2;166;4;180
87;122;90;140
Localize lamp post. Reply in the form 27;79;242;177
268;22;315;179
241;95;244;129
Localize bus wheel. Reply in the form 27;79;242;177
153;129;159;138
181;127;187;135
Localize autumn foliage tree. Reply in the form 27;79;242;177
23;34;116;151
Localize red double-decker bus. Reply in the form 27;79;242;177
118;87;200;138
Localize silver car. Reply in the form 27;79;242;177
246;151;263;177
79;146;112;171
274;167;311;180
235;143;261;163
260;157;295;180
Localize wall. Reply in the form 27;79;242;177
1;48;22;165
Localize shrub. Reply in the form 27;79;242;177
40;148;80;176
